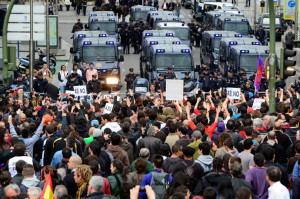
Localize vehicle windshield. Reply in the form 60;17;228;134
224;22;249;35
82;46;115;61
212;38;221;52
223;6;239;10
262;17;280;25
168;28;189;40
239;55;268;72
134;12;149;21
155;54;192;70
200;0;218;2
89;22;116;34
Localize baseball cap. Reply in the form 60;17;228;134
248;92;253;98
91;120;99;127
192;130;202;139
93;129;102;137
159;73;164;77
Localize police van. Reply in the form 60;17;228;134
89;11;114;17
181;0;192;8
156;22;191;47
216;16;253;36
201;31;242;70
149;15;181;29
129;5;156;23
204;2;242;15
86;16;118;38
140;36;182;63
70;31;108;54
142;30;176;47
191;0;221;20
256;13;285;41
146;11;175;24
228;45;269;74
219;38;261;74
205;11;244;29
142;44;195;82
75;37;124;89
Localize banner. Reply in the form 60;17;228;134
166;80;183;100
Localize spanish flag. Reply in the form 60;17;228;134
40;172;53;199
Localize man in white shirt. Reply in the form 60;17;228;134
266;166;290;199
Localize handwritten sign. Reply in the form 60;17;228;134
65;90;75;95
227;88;241;99
103;103;114;114
166;80;183;100
252;98;265;110
74;86;87;96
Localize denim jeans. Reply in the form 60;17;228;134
60;86;66;94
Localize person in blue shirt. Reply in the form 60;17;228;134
140;155;172;199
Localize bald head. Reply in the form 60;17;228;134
140;148;150;159
71;156;82;166
267;131;276;141
0;122;5;128
183;120;189;128
19;113;26;123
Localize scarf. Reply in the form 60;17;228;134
76;180;87;199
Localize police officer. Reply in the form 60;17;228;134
260;76;268;92
189;20;196;46
155;73;166;93
226;70;239;87
239;69;246;81
240;73;248;87
255;26;266;45
132;27;141;54
276;71;286;89
183;72;192;85
249;70;256;83
165;67;176;79
143;23;151;30
216;72;226;89
128;21;135;32
121;28;132;54
199;67;211;92
119;18;128;32
194;22;202;47
87;74;102;94
210;69;219;90
125;68;136;91
294;77;300;93
33;72;48;93
66;73;82;91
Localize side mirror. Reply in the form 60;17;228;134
196;64;201;71
85;24;88;29
74;56;78;62
119;55;124;62
70;47;74;54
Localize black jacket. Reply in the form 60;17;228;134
33;78;48;93
87;80;102;94
63;172;77;198
264;161;290;188
43;135;58;166
44;83;59;100
86;191;106;199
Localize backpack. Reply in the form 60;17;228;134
202;162;212;172
150;171;170;199
165;157;182;175
182;161;196;190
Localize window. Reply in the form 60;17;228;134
224;22;249;35
262;17;281;25
155;54;192;70
82;46;115;61
90;22;117;34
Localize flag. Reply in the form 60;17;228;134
40;172;53;199
254;55;264;91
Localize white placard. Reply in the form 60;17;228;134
74;86;87;96
252;98;265;110
166;79;183;100
65;90;75;95
9;14;45;23
135;87;147;93
7;32;45;41
10;5;45;14
227;87;241;99
103;103;114;114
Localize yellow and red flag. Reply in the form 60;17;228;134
40;172;53;199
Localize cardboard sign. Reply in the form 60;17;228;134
74;86;87;96
252;98;266;110
227;88;241;99
166;80;183;100
65;90;75;95
103;103;114;114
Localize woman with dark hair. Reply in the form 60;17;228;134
128;158;147;186
0;130;10;154
164;171;187;199
0;171;12;197
107;160;131;199
44;165;63;190
218;177;235;199
58;65;69;94
194;157;231;195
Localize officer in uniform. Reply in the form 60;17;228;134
121;28;132;54
132;27;141;54
194;22;202;47
183;72;192;85
118;18;128;32
128;21;135;32
216;72;226;89
87;75;102;94
226;70;239;87
249;70;256;83
155;73;166;93
189;20;196;46
125;68;136;91
240;73;248;87
199;67;212;92
210;69;218;91
33;72;48;93
239;69;246;82
276;71;286;89
66;74;81;91
165;67;177;79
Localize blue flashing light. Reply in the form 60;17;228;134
173;41;181;44
91;14;96;16
215;14;219;17
171;13;175;16
135;8;141;10
181;49;190;53
150;41;158;45
182;23;184;26
78;34;84;38
173;18;179;21
150;8;156;11
84;41;91;45
225;18;230;21
106;41;114;45
242;19;248;22
156;49;165;53
99;34;107;37
202;32;205;35
214;34;222;37
240;50;249;53
108;13;114;16
102;69;107;72
152;13;158;15
145;33;153;36
252;42;260;45
109;18;115;21
166;33;174;36
92;19;96;21
235;34;242;37
229;41;237;45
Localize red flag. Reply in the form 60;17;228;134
40;172;53;199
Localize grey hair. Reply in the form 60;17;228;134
89;176;104;192
4;184;20;194
140;148;150;158
269;116;277;128
253;118;263;129
229;162;243;178
28;187;42;198
267;131;276;140
148;126;156;136
54;185;68;198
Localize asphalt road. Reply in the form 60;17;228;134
54;1;298;95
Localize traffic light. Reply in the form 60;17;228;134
280;48;296;79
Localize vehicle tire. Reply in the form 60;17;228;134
50;68;56;75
